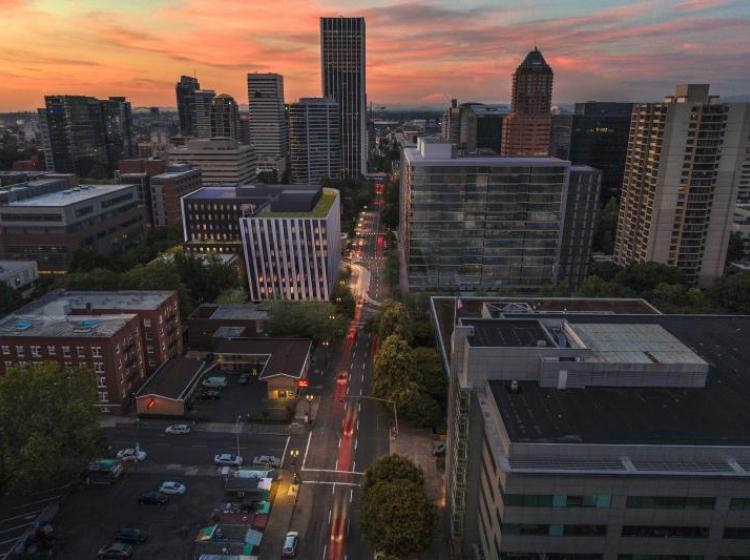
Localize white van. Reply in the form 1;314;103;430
202;375;228;388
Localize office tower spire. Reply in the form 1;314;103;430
501;47;554;156
320;16;366;178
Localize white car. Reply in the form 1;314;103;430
116;448;147;462
214;453;243;466
165;424;192;435
159;481;187;495
252;455;282;468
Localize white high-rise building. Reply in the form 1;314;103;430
247;73;288;179
289;97;341;184
320;17;366;178
169;138;256;184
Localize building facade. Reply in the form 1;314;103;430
0;260;38;293
39;95;134;176
117;158;167;227
321;16;367;178
193;89;216;139
288;97;342;184
176;76;200;136
210;94;240;140
501;48;554;157
240;187;341;301
614;84;750;286
247;73;289;178
169;138;256;184
432;295;750;560
0;183;145;272
400;138;574;292
558;166;601;288
187;303;268;351
150;165;202;228
0;290;181;413
441;99;462;146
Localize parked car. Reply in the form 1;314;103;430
198;389;221;400
202;375;228;388
137;490;168;505
165;424;192;435
116;448;147;462
282;531;299;557
97;542;133;559
238;373;250;385
159;481;187;495
214;453;243;466
252;455;281;468
115;528;148;543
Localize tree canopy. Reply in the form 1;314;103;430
264;300;348;344
0;363;104;493
712;271;750;314
363;454;425;493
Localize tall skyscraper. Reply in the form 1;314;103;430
193;89;216;138
441;99;461;146
320;16;366;178
614;84;750;286
210;94;240;139
501;47;554;156
247;73;289;179
39;95;134;177
289;97;341;185
176;76;200;136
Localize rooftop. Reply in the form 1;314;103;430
16;289;175;316
260;188;336;218
190;303;268;321
136;357;207;401
0;260;37;277
6;184;135;207
405;143;569;167
488;313;750;446
0;312;134;338
212;337;311;380
463;319;551;347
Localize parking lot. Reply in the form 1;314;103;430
188;372;273;423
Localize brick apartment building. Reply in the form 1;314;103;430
0;290;182;413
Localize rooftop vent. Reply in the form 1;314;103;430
14;320;32;331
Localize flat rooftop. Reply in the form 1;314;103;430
7;184;135;207
489;314;750;446
404;147;568;166
190;303;268;321
184;186;243;200
213;337;311;380
0;312;134;338
137;357;206;400
0;260;37;276
463;319;551;347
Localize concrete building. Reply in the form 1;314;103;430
193;89;216;138
441;99;462;146
0;182;145;272
176;76;200;136
247;73;288;179
440;101;507;154
558;166;601;289
501;48;554;157
188;302;268;351
0;260;38;293
432;295;750;559
400;138;595;292
240;186;341;301
169;138;256;184
39;95;135;176
614;84;750;286
288;97;341;184
117;158;167;227
321;16;367;178
0;290;182;413
210;94;240;140
150;165;202;228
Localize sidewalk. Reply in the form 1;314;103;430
98;415;290;436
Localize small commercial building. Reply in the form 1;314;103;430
135;356;212;416
188;303;268;351
212;337;311;400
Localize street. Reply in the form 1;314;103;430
280;182;391;560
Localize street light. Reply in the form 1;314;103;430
290;448;300;466
305;393;314;415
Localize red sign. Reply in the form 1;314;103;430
297;379;309;388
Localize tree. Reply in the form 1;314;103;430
727;231;746;265
592;197;618;254
0;363;104;493
378;301;411;343
265;301;347;344
0;283;23;315
360;480;435;556
363;454;425;492
216;288;247;304
613;262;683;295
712;271;750;314
372;335;418;405
55;268;121;292
576;275;636;298
400;393;442;429
332;278;356;318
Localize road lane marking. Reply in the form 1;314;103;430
300;467;364;475
356;419;360;431
352;460;356;472
280;435;291;468
302;430;312;468
302;480;359;487
328;508;332;523
354;438;358;451
361;362;366;370
350;489;354;503
322;544;327;560
338;438;341;449
359;387;363;396
335;458;339;470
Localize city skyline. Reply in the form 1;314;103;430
2;0;749;111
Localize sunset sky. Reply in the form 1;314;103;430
1;0;749;111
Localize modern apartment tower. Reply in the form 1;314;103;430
501;47;554;157
176;76;200;136
400;138;594;292
288;97;342;184
614;84;750;286
39;95;134;177
320;16;366;178
247;73;289;179
240;186;341;301
210;94;240;140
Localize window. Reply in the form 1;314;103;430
15;345;24;356
618;556;704;560
17;360;26;368
621;526;709;538
724;527;750;539
626;496;714;510
729;498;750;510
92;346;102;357
97;376;107;388
1;345;9;355
503;523;606;537
77;346;86;358
94;362;104;374
98;391;108;403
30;345;41;358
62;345;71;357
503;494;611;508
4;360;13;369
47;345;56;356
